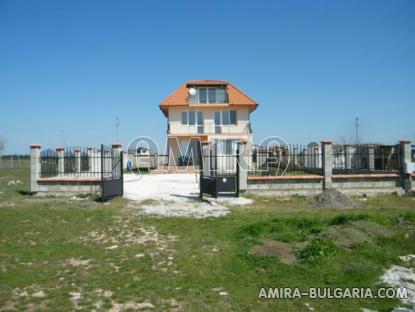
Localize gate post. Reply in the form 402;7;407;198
368;144;375;172
56;147;64;177
293;145;298;167
30;144;41;193
211;149;218;198
112;142;122;178
87;147;93;175
200;142;210;199
321;141;333;190
399;140;413;193
199;144;204;199
100;144;104;197
236;143;240;197
344;144;352;170
238;141;249;193
74;148;81;175
120;150;124;195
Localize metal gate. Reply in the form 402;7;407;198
199;142;240;198
101;144;123;201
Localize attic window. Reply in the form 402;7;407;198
188;87;227;104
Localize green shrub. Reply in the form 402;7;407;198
328;214;369;226
399;211;415;223
297;239;337;261
236;217;326;244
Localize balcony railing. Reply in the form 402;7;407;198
168;122;252;135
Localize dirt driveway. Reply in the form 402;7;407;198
123;173;199;202
123;173;252;218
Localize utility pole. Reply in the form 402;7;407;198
61;130;67;148
115;117;120;142
355;117;359;145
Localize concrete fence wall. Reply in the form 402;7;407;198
247;176;324;196
30;140;414;197
244;140;414;196
30;143;123;194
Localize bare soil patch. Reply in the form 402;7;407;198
78;219;176;249
138;200;230;219
310;188;360;209
109;300;155;311
252;239;297;264
66;257;91;268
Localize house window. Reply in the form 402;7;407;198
215;111;236;133
217;139;236;155
216;88;226;103
199;88;208;103
229;110;236;124
181;112;187;124
214;111;221;134
215;111;237;126
181;111;204;132
188;111;195;125
189;87;228;104
208;88;216;103
197;111;203;133
222;111;230;125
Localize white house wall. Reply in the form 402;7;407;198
168;107;251;135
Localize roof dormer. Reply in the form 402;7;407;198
160;79;258;117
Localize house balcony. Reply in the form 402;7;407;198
167;122;252;136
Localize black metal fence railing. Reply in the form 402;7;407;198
199;144;240;198
100;144;123;200
249;144;324;176
201;153;238;177
40;146;118;178
40;148;58;177
332;144;400;174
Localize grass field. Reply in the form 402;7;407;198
0;166;415;311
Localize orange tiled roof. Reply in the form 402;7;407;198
160;80;258;116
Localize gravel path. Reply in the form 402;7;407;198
123;173;200;202
123;173;253;218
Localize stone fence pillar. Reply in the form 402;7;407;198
344;144;352;170
199;142;209;198
368;144;375;172
122;151;128;170
56;147;64;177
30;144;41;192
400;140;413;193
316;146;322;168
293;146;298;166
238;142;249;192
201;143;210;176
87;147;94;174
112;143;122;177
321;141;333;189
74;149;81;175
96;148;102;176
